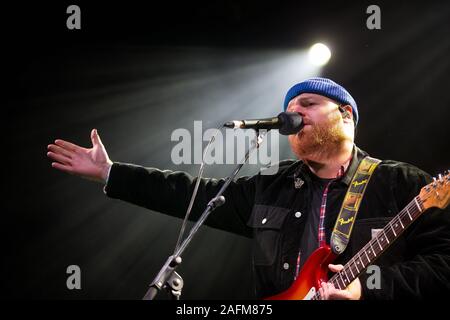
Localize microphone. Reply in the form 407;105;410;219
223;112;303;135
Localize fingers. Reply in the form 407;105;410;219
54;139;83;153
47;144;73;159
51;162;73;174
47;151;72;165
328;264;344;272
90;128;103;147
319;284;325;300
319;282;335;300
319;281;353;300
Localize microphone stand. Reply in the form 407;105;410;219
142;130;268;300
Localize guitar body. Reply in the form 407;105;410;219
265;245;337;300
264;171;449;300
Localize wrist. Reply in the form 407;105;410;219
100;160;113;184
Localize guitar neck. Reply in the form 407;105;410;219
328;196;425;290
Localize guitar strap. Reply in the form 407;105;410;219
330;156;381;255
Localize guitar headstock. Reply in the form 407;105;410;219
419;171;450;211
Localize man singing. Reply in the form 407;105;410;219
47;77;450;299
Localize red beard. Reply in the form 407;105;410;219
289;114;346;160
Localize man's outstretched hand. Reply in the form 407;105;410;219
47;129;113;184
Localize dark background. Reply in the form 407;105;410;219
3;0;450;299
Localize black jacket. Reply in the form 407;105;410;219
105;146;450;299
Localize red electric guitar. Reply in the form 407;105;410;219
266;171;450;300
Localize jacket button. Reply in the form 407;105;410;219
295;211;302;218
262;218;267;224
283;263;289;270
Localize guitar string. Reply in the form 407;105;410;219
314;197;422;299
312;198;420;299
333;198;421;286
330;197;422;289
311;197;423;300
313;176;448;299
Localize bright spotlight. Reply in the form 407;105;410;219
308;43;331;66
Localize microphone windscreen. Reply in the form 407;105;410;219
278;112;303;135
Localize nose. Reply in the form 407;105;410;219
288;106;306;117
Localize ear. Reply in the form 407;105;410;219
340;105;353;122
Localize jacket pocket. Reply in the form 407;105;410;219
247;205;290;266
351;217;392;247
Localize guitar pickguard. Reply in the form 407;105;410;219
303;287;316;300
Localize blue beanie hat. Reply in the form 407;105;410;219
283;77;358;125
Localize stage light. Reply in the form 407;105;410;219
308;43;331;66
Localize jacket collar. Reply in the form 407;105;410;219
291;145;369;186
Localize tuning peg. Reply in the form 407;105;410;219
438;174;443;182
432;177;438;187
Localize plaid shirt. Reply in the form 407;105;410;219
318;166;345;247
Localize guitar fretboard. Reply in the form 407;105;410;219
312;196;424;299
